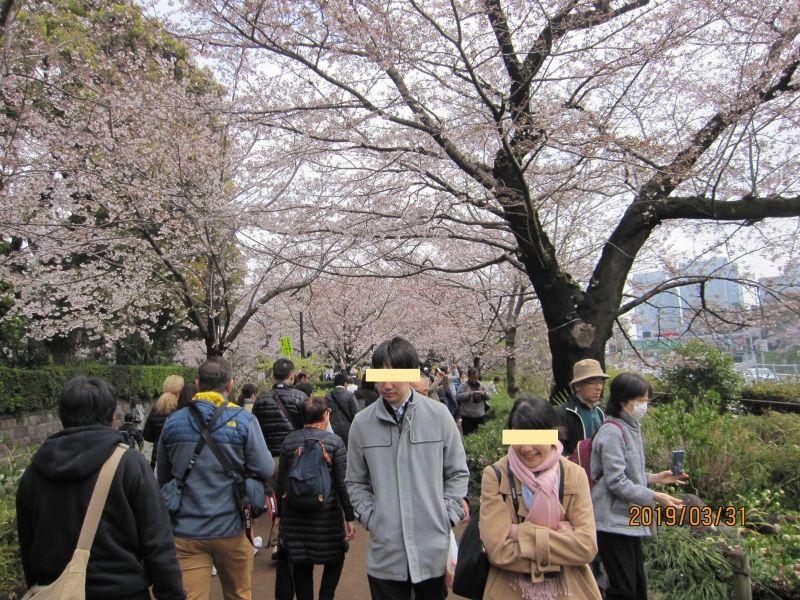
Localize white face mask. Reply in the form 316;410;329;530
631;402;648;422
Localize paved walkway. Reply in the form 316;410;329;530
209;519;469;600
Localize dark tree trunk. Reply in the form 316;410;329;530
505;325;518;397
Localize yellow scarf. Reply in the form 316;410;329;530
192;391;235;407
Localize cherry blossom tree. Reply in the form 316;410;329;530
0;0;331;360
283;275;456;371
181;0;800;391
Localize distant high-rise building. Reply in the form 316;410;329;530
630;271;683;339
681;257;744;312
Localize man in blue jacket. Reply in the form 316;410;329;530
158;357;274;600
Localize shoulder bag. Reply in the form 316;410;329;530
161;403;227;516
21;444;128;600
188;404;273;545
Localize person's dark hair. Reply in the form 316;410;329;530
467;367;479;378
178;382;195;409
302;395;328;425
493;376;501;383
296;371;309;382
506;394;558;430
237;383;258;406
197;357;232;392
272;357;295;381
59;376;117;428
358;375;376;391
371;336;419;369
123;412;134;423
606;373;652;417
334;371;348;386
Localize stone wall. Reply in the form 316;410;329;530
0;402;154;449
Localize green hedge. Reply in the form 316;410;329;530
741;381;800;404
0;365;197;415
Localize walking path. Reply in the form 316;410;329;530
209;519;469;599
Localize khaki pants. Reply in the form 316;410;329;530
268;455;282;548
175;531;253;600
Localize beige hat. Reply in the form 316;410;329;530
570;359;610;385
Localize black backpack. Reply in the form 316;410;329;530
284;434;333;511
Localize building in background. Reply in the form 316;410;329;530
629;271;684;339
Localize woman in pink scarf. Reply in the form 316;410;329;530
479;395;601;600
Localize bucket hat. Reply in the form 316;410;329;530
570;359;610;385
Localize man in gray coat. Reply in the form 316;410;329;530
346;337;469;600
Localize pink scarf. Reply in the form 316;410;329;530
507;443;563;528
506;442;571;600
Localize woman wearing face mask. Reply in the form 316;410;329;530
590;373;687;600
480;395;602;599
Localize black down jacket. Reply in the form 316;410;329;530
276;428;355;565
252;383;306;456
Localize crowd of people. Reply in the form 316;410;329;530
15;338;687;600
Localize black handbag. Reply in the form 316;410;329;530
452;461;564;599
452;465;512;599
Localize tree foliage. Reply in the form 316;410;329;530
184;0;800;389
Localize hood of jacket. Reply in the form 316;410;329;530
30;425;124;483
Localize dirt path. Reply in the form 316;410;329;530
209;519;469;600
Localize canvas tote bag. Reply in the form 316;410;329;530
21;443;127;599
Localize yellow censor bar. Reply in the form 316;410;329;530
365;368;421;383
502;430;559;445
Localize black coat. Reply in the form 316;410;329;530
142;405;168;444
276;428;354;565
16;425;185;600
252;383;307;456
325;387;359;447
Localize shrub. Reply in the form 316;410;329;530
0;445;30;598
741;382;800;404
644;527;732;599
462;392;513;500
737;412;800;510
642;400;770;504
663;341;742;409
734;488;800;599
0;365;196;416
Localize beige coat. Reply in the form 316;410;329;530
480;455;601;600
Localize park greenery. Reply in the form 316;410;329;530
462;356;800;599
0;0;799;596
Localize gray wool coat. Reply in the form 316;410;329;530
589;412;656;537
345;390;469;582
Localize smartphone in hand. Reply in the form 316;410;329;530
671;449;685;476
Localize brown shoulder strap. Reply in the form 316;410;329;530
76;444;127;551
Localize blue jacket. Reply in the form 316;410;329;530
157;397;274;539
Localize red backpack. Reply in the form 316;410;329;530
568;418;627;488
